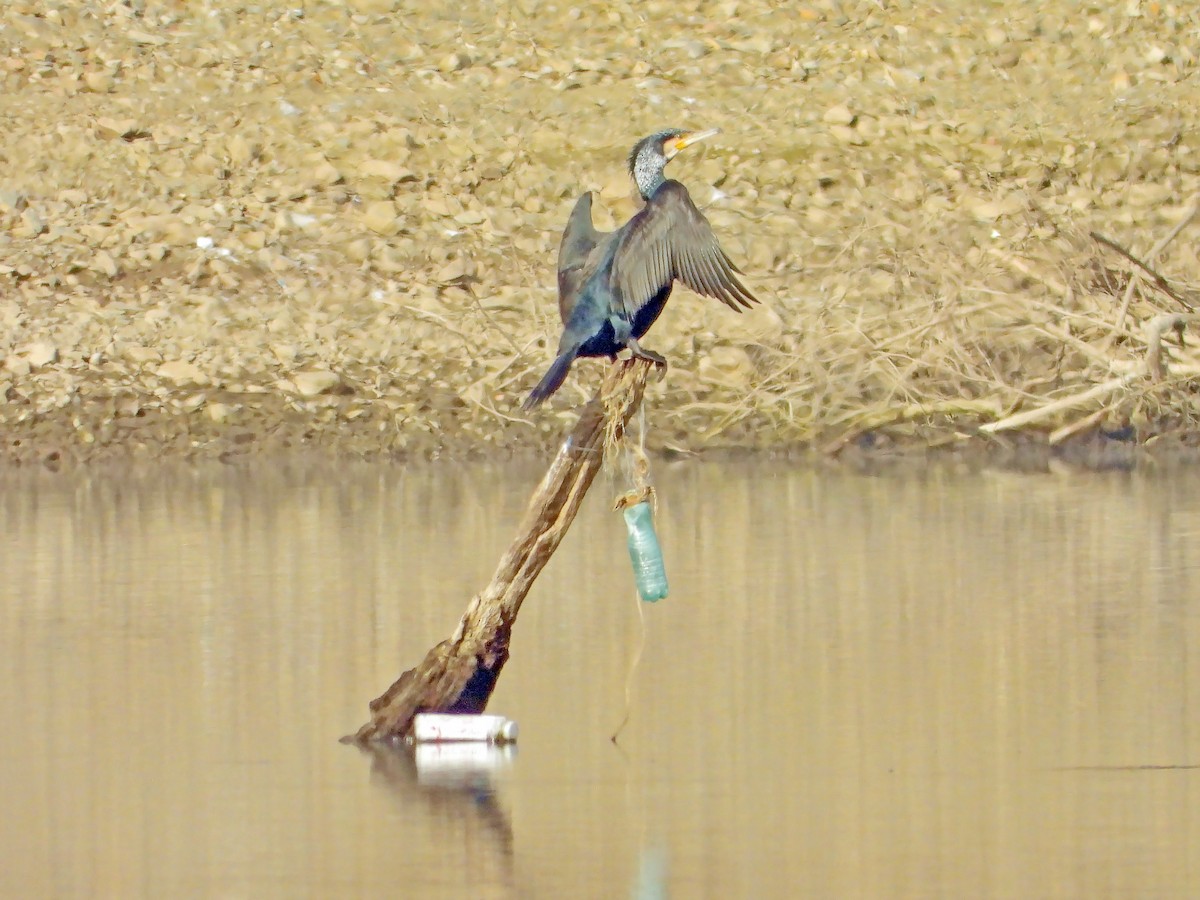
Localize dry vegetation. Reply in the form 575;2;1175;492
1;0;1199;465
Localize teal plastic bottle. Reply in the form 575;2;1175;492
622;501;668;602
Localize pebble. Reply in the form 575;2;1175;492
822;104;857;126
343;237;373;262
157;361;209;388
22;341;58;368
207;401;234;423
94;117;139;140
360;160;417;183
83;71;115;93
312;161;341;186
16;209;46;237
435;257;476;284
828;125;864;145
453;209;486;226
362;200;400;235
440;52;471;73
0;189;27;212
226;135;256;166
292;369;342;398
92;250;120;278
965;195;1024;222
123;346;163;366
5;356;32;377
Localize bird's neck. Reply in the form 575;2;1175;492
633;155;667;199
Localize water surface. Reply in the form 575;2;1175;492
2;460;1199;898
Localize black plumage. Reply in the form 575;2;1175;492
523;128;757;409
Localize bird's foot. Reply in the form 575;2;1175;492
626;339;668;369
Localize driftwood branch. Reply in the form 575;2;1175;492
347;358;655;744
978;373;1139;435
981;313;1199;436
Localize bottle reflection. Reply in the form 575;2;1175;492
361;742;516;897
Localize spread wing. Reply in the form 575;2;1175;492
556;192;608;325
610;180;757;321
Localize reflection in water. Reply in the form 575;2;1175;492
362;743;515;896
634;845;668;900
1;461;1199;897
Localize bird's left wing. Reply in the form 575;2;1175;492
610;180;758;321
557;192;607;324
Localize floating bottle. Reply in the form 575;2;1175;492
411;713;518;744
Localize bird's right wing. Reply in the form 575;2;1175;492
556;192;607;324
610;180;758;321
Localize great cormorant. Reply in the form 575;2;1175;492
523;128;758;409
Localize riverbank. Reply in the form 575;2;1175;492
2;1;1198;467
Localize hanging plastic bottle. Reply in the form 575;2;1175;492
623;501;668;602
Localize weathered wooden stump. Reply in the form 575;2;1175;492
347;358;654;744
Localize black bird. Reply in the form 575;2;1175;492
523;128;758;409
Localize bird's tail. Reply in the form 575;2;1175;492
523;346;579;410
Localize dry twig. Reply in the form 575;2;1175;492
1090;231;1195;312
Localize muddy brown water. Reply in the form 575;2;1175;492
2;460;1199;898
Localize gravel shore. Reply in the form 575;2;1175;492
3;1;1198;465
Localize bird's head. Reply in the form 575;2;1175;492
628;128;720;198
